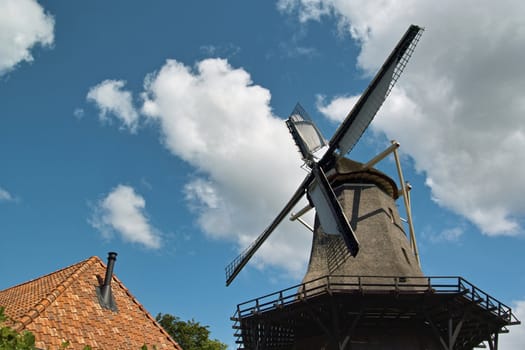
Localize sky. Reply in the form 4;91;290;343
1;0;524;348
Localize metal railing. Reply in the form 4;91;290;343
233;275;520;324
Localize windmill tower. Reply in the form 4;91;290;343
299;154;423;287
226;25;520;350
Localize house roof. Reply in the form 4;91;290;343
0;256;183;350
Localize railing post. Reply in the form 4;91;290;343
395;277;399;292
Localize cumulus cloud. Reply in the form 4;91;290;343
73;108;85;120
287;0;525;236
0;0;54;75
500;299;525;350
199;43;241;58
316;94;359;122
427;226;464;244
277;0;332;23
141;58;311;276
0;187;13;202
90;185;161;249
87;80;140;132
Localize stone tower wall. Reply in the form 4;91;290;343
302;181;423;289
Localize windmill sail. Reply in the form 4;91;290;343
308;165;359;256
225;175;312;286
225;24;424;286
320;25;423;166
286;103;327;163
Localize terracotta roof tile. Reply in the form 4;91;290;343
0;256;182;350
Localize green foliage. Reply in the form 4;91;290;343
0;308;95;350
0;307;36;350
141;345;157;350
156;313;227;350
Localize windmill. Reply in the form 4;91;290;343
225;25;423;287
227;24;520;350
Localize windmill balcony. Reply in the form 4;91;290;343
232;275;520;350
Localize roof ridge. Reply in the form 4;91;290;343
0;257;96;293
13;256;100;332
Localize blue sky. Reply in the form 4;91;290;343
1;0;525;348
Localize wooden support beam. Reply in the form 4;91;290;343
290;204;312;221
487;335;495;350
425;312;450;350
449;315;465;349
392;142;421;267
329;299;344;350
340;310;363;350
304;303;334;342
361;140;400;170
296;216;314;232
487;332;499;350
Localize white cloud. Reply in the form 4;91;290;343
141;58;311;276
316;94;359;122
86;80;140;133
500;299;525;350
431;226;464;243
73;108;85;120
0;0;54;75
277;0;332;23
0;187;13;202
199;43;241;58
277;41;318;59
288;0;525;236
90;185;161;249
185;179;220;210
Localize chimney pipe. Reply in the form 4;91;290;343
98;252;118;311
103;252;117;287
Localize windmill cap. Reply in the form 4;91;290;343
329;157;399;199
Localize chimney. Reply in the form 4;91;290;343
97;252;118;311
